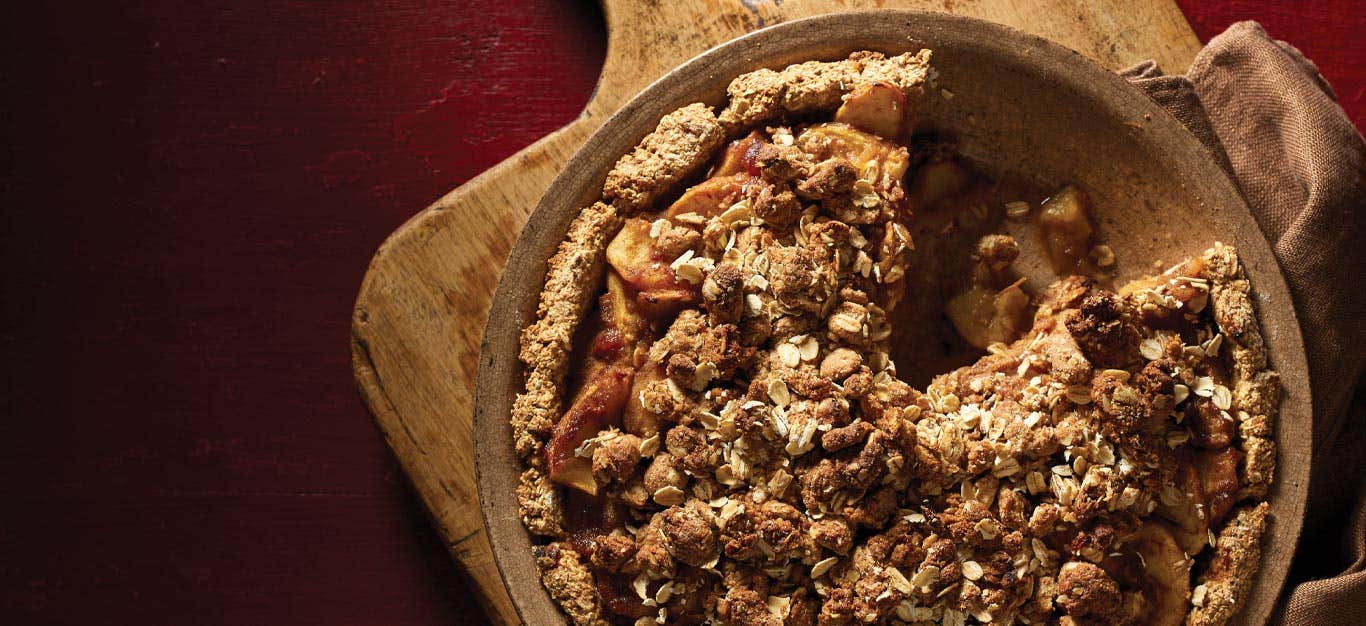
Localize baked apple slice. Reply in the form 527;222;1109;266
545;366;635;495
797;123;910;185
606;218;701;317
1120;256;1212;327
1196;447;1243;527
1187;397;1236;449
1119;256;1207;299
944;278;1030;350
908;159;973;209
634;288;696;321
607;218;668;291
1103;523;1192;626
1157;461;1211;555
1157;447;1244;554
623;365;667;438
665;174;749;220
607;219;694;291
712;130;769;178
602;269;645;352
1038;185;1096;275
834;82;908;140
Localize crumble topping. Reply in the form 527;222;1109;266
605;104;727;214
511;51;1276;626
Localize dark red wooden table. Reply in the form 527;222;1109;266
2;2;1359;624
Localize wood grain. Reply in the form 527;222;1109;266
351;2;1203;623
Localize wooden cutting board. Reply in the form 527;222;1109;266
351;2;1201;623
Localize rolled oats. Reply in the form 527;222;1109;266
652;486;685;506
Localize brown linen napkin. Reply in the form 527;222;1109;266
1122;20;1366;625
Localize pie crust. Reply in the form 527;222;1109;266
509;51;1277;626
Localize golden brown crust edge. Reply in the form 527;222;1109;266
1188;503;1271;626
602;103;727;214
1186;243;1279;626
716;49;933;133
1203;244;1280;502
534;542;613;626
513;201;623;460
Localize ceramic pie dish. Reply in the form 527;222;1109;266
474;11;1310;626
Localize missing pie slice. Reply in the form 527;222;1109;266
509;50;1278;626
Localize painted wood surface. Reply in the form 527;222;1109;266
4;0;1359;624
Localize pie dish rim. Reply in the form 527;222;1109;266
472;10;1312;626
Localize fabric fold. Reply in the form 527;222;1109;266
1123;20;1365;626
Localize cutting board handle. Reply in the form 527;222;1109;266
589;0;785;116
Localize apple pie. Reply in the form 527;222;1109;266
510;50;1278;626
